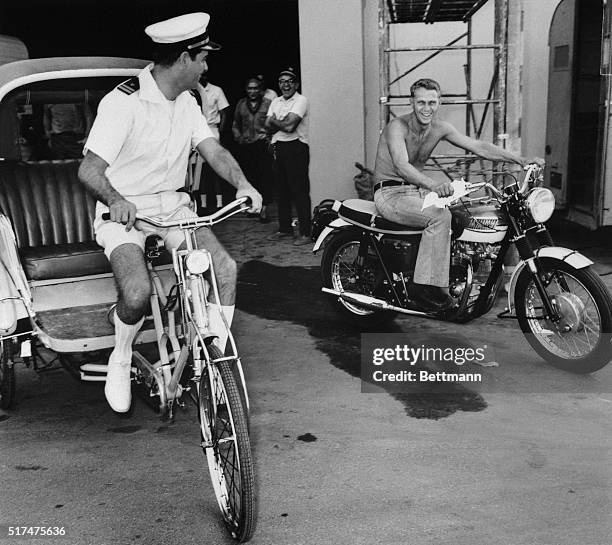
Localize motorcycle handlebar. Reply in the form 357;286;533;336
100;196;251;228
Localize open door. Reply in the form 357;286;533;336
545;0;576;208
601;0;612;225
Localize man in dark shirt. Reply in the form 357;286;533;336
232;78;272;221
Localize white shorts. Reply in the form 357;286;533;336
94;192;202;259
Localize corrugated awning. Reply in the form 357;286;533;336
387;0;490;24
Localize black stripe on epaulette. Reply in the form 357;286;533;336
117;77;140;95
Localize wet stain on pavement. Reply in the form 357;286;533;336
238;261;486;419
107;425;142;434
15;465;48;471
297;433;317;442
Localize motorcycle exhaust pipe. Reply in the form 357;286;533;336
322;288;429;317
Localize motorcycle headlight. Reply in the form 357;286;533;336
526;188;555;223
185;250;210;274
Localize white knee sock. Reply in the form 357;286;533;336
208;303;235;351
109;314;144;365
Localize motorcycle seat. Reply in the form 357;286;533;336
334;199;424;235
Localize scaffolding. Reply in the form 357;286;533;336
378;0;514;181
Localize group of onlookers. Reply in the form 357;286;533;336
18;64;312;246
195;68;311;245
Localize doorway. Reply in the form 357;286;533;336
545;0;604;225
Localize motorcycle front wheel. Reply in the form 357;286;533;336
321;229;397;327
515;257;612;373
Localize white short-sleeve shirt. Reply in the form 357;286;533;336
267;92;309;144
85;65;214;213
196;82;229;130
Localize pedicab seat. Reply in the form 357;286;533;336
0;159;171;282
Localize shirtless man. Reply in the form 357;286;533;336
373;78;538;310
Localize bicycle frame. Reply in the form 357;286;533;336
129;198;252;419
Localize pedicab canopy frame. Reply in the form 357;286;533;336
0;57;148;350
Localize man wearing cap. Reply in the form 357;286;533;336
78;13;262;413
265;68;311;246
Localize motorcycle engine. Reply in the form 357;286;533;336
449;241;500;300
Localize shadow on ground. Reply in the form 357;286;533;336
237;260;486;419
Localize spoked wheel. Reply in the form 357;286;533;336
198;343;255;542
0;339;16;410
515;258;612;373
321;229;396;327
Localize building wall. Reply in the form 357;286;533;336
299;0;562;202
298;0;366;207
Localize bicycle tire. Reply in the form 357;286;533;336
198;344;256;542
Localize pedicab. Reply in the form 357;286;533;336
0;57;256;542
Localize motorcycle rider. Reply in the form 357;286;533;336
78;13;262;413
373;77;540;310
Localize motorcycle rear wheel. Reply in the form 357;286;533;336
515;258;612;373
321;229;397;327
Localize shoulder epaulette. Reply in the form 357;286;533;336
116;77;140;95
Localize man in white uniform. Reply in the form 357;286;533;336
196;72;229;140
195;72;231;212
78;13;262;413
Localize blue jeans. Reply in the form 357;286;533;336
374;184;451;287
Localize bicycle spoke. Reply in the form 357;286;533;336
197;348;255;541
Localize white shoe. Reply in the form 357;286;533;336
104;358;132;413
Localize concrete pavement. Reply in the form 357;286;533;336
1;210;612;544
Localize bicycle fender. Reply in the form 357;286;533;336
506;247;594;314
312;219;352;253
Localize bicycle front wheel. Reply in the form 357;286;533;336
198;344;256;542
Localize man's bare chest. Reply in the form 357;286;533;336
405;132;440;166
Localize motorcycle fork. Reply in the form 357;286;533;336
507;216;562;322
365;233;404;307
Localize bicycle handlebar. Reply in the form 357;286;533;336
101;196;251;228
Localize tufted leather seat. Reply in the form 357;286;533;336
0;159;175;281
0;159;111;280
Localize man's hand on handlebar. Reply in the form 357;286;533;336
236;186;263;214
433;181;454;198
107;197;137;232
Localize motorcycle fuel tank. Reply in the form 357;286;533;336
452;203;508;243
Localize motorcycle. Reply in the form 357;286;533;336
311;164;612;374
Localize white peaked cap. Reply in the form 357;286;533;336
145;13;220;51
